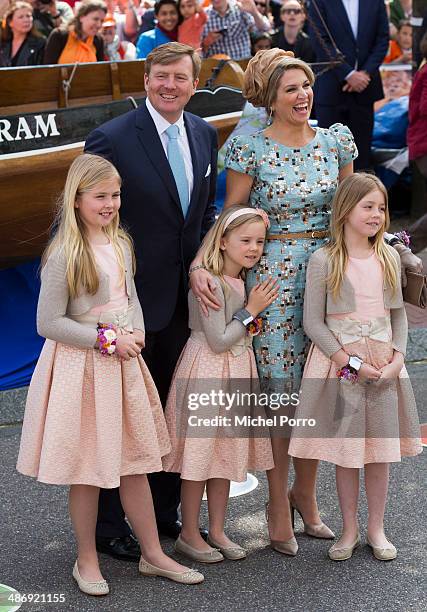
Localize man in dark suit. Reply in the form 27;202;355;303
309;0;389;170
85;42;217;561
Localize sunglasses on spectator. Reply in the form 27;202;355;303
283;8;303;14
255;1;267;6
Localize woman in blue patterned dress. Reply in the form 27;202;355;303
191;49;356;554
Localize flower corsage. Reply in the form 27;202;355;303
247;316;263;337
394;230;410;247
97;323;117;356
336;366;358;384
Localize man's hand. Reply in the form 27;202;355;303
203;31;223;50
343;71;371;93
190;268;221;316
393;243;423;287
236;0;258;15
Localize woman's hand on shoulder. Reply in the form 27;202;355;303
115;333;141;360
189;269;221;316
246;277;279;317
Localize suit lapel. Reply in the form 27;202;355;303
356;0;369;46
184;112;202;223
135;101;183;216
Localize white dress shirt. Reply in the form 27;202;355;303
341;0;359;39
145;97;194;201
341;0;359;76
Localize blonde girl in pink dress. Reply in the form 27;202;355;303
163;205;276;563
16;154;204;594
289;173;422;562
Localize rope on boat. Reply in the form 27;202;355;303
62;62;79;107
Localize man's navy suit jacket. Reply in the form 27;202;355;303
85;100;217;332
309;0;389;105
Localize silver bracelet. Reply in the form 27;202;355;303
189;264;206;275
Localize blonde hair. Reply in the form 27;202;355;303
326;173;398;298
243;49;314;113
202;205;267;291
42;154;134;299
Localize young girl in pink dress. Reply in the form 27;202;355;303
16;154;204;594
163;205;276;563
289;173;422;562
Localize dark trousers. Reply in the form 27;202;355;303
316;98;374;171
96;284;190;538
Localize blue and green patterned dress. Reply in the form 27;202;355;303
224;123;357;393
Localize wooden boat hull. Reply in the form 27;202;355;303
0;59;246;268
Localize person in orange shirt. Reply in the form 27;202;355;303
384;19;412;64
177;0;206;51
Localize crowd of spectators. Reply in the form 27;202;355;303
0;0;421;67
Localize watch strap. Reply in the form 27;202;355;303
232;309;254;326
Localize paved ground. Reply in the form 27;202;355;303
1;351;425;612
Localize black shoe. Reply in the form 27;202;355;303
96;534;141;562
157;520;209;541
157;520;182;539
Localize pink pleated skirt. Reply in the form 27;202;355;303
17;340;171;488
289;337;423;468
163;336;274;482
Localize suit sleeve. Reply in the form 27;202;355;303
84;127;116;164
308;0;353;82
201;126;218;240
360;1;389;75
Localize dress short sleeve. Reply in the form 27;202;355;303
329;123;358;169
224;135;258;177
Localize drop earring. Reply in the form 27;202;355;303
267;108;274;125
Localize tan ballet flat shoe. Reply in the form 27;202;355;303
328;535;360;561
72;561;109;596
206;536;247;560
265;501;299;557
366;536;397;561
289;491;335;540
174;535;224;563
138;557;204;584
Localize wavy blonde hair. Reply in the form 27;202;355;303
202;205;267;292
42;153;134;299
243;49;314;113
326;173;398;299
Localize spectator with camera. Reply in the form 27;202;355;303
202;0;270;60
30;0;73;39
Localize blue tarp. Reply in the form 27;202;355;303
0;259;43;390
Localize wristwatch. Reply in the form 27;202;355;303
232;308;254;326
348;355;363;372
